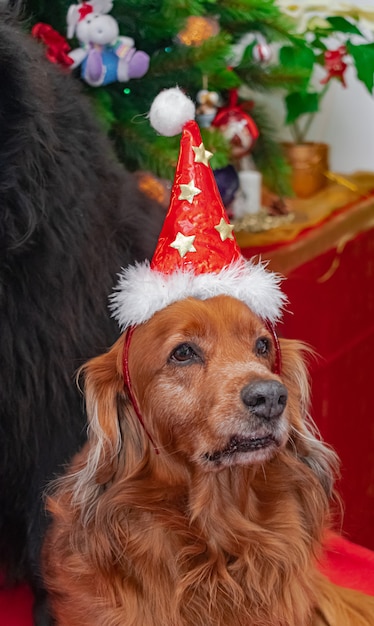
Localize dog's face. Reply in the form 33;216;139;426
128;295;291;471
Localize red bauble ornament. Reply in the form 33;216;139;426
253;42;272;64
212;90;259;159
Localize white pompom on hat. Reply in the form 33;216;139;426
148;87;196;136
110;88;286;331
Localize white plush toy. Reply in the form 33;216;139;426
67;0;149;86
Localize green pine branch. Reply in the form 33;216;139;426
23;0;304;196
250;102;292;197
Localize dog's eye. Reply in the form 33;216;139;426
169;343;200;364
255;337;270;356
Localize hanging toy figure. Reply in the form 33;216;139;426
196;89;220;128
320;45;348;87
66;0;150;86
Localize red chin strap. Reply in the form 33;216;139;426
122;320;281;453
122;326;159;454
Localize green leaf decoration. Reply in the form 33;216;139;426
346;42;374;93
285;91;319;125
279;44;315;70
237;41;256;66
279;44;315;89
312;38;328;52
326;16;363;36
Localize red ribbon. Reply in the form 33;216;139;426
32;23;74;68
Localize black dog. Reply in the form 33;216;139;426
0;9;162;624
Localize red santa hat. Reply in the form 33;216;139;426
110;88;286;332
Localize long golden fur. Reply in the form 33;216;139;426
43;295;374;625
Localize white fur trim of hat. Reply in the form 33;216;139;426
110;259;286;331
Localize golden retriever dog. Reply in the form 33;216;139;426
43;295;374;625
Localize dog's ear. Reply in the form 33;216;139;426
279;338;339;498
70;333;149;515
79;335;125;486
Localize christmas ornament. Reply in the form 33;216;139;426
213;165;240;217
32;23;74;68
196;89;220;128
177;16;220;47
252;41;272;64
66;1;149;86
230;32;272;67
136;172;170;209
320;45;348;87
212;90;259;159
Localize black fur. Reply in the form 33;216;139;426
0;10;162;621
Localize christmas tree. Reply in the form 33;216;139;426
22;0;305;197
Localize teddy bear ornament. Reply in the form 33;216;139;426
67;0;150;86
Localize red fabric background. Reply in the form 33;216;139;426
0;579;34;626
278;226;374;550
320;533;374;596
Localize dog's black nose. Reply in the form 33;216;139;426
241;380;288;420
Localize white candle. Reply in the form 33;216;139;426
233;170;262;218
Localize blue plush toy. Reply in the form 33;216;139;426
67;0;149;87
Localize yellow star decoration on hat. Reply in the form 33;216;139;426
170;232;197;258
192;142;213;167
178;179;202;204
214;218;235;241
